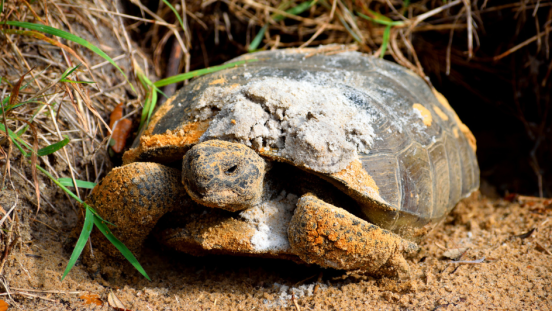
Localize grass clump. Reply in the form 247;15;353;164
0;2;254;281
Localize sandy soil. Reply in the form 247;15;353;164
1;187;550;310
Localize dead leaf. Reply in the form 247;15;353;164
503;193;517;202
80;293;102;306
0;299;8;311
442;247;469;260
108;290;131;311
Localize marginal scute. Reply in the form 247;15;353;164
123;120;209;164
428;142;450;218
358;154;401;209
433;105;449;121
460;123;477;152
398;143;433;219
330;159;383;203
142;96;176;137
432;88;454;112
431;88;476;152
412;103;432;127
444;133;463;212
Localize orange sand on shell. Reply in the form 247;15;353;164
123;120;209;164
330;159;382;201
412;104;433;127
432;88;477;152
140;120;209;149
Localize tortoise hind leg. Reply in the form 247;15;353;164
85;162;188;260
288;193;418;278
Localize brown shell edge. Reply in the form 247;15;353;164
123;120;210;165
432;88;477;152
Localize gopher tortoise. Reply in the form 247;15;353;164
86;47;479;277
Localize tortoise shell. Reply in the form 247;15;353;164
125;47;479;241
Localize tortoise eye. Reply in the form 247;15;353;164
225;165;238;175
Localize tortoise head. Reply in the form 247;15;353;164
182;140;267;212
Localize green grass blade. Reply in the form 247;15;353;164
161;0;185;31
1;21;136;93
139;91;153;131
154;60;257;88
36;136;70;156
356;12;404;27
10;139;26;155
0;122;32;155
146;87;157;128
0;0;4;14
57;178;96;189
248;25;268;52
61;208;94;280
6;101;34;113
35;164;114;226
93;217;150;281
279;0;315;21
57;66;95;83
0;131;27;156
135;66;156;131
35;163;147;280
359;8;393;23
1;67;51;115
380;25;391;58
16;102;49;136
61;64;81;79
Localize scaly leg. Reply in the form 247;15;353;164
85;162;189;259
288;193;418;277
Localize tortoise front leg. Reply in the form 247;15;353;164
85;162;189;259
288;193;418;277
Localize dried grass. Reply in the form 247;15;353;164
0;0;156;292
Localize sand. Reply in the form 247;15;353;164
2;188;551;310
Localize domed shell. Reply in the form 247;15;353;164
125;47;479;241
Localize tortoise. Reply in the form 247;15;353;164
85;47;479;277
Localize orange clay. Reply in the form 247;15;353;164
112;119;132;153
80;294;102;306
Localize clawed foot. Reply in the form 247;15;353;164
288;193;417;277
